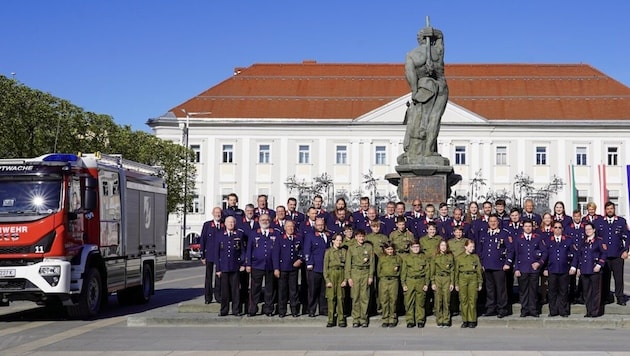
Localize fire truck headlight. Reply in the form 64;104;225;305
39;266;61;287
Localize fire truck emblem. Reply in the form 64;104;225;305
144;197;151;229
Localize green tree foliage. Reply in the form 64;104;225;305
0;74;195;214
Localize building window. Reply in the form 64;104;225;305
535;146;547;165
577;190;588;215
188;194;204;214
607;146;618;166
454;146;466;165
576;146;587;166
190;144;201;163
496;146;507;165
222;144;233;163
375;146;387;165
336;145;347;164
298;145;310;164
258;144;270;164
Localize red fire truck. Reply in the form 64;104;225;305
0;153;167;319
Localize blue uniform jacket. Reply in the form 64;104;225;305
504;222;523;240
599;215;629;258
238;216;259;241
581;214;604;232
545;235;578;274
513;232;547;273
565;221;585;241
577;237;607;275
470;216;490;244
380;214;397;236
304;231;331;273
553;214;573;228
441;219;470;240
522;212;542;227
352;210;368;231
270;218;289;234
245;229;278;271
272;233;303;272
214;229;245;273
254;207;276;220
327;218;351;236
222;206;244;219
200;220;223;262
478;228;514;270
286;210;305;230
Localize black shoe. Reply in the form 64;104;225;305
278;314;286;318
205;300;211;305
461;322;469;328
452;312;460;316
265;313;273;317
407;323;415;328
219;313;228;317
469;322;477;328
417;322;425;328
482;312;497;317
308;313;316;318
381;323;389;328
361;323;369;328
352;323;360;328
531;313;539;318
617;300;627;306
548;313;558;317
326;322;335;328
497;313;507;318
520;313;527;318
248;313;256;317
560;314;569;318
584;314;591;318
339;322;347;328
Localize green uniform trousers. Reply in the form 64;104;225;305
379;277;399;323
434;274;451;324
325;268;345;324
404;278;426;323
458;273;479;322
350;270;370;324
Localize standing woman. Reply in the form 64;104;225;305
577;222;607;317
464;202;481;224
377;243;402;327
553;201;572;229
431;240;455;328
455;239;483;328
537;213;554;238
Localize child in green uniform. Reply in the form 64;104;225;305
455;239;483;328
401;240;430;328
390;216;414;254
431;239;455;328
447;226;469;316
378;243;402;327
324;233;347;327
345;229;374;327
367;219;389;315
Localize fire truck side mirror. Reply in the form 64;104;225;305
83;190;97;211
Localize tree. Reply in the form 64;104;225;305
0;75;194;214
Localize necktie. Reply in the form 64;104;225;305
556;237;561;243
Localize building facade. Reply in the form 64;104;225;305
148;62;630;257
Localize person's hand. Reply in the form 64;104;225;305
274;270;280;278
326;282;332;288
478;286;482;291
201;259;206;265
455;286;459;292
622;251;628;260
348;279;354;288
543;270;549;277
402;285;408;292
449;284;454;292
293;260;302;267
569;267;577;275
532;262;540;270
431;284;437;291
239;266;245;272
423;285;428;292
341;281;346;287
368;277;373;286
216;271;222;278
307;265;313;271
576;269;581;277
503;264;510;271
246;266;252;273
514;270;521;278
594;264;601;273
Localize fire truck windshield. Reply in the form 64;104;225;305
0;178;62;215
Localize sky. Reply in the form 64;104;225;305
3;1;630;131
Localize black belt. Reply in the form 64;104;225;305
437;273;451;277
382;276;398;280
353;266;370;270
330;267;344;270
407;276;424;279
462;271;477;275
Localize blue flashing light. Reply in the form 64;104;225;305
42;154;79;162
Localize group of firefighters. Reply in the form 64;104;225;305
199;193;628;328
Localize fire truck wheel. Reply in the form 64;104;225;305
135;264;153;304
67;267;102;319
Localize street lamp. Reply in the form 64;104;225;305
179;109;211;256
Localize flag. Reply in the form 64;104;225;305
568;164;577;211
625;165;630;219
598;164;608;208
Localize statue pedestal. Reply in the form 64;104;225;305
386;164;460;209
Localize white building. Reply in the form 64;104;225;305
148;62;630;258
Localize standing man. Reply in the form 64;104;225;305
222;193;244;219
415;204;437;238
214;216;245;316
380;201;397;236
254;194;276;219
478;215;513;318
494;199;510;228
286;197;305;230
513;220;546;317
470;201;493;244
304;217;330;317
200;207;223;304
442;207;469;239
544;222;578;317
272;220;303;318
327;208;351;236
352;197;370;231
312;195;327;219
435;202;452;237
271;205;289;234
300;207;319;237
245;214;278;317
345;229;375;327
522;199;542;228
600;201;629;306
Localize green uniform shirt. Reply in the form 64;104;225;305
419;235;442;257
342;237;357;249
378;254;402;278
430;252;455;285
448;237;469;258
366;232;389;255
390;230;415;254
454;252;483;287
344;242;375;280
400;253;430;289
324;247;347;284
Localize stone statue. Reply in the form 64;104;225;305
398;19;449;166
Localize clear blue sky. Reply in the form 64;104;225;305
3;1;629;131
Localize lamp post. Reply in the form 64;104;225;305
179;109;211;256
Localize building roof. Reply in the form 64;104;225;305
169;62;630;121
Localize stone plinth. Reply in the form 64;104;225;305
386;164;461;209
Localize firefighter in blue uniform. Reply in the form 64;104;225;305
577;222;607;317
200;207;223;304
245;214;278;316
222;193;244;219
600;201;629;306
544;222;578;317
478;214;513;318
304;217;330;317
513;220;546;317
272;220;303;318
286;197;305;230
214;216;245;316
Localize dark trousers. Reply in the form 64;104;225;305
219;271;240;316
548;273;570;316
239;270;249;314
582;273;602;317
249;269;276;315
602;257;625;302
204;262;221;302
278;269;299;316
307;270;327;315
518;272;539;315
484;269;508;314
298;265;309;314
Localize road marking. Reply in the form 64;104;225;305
2;316;126;354
156;274;202;286
0;321;54;337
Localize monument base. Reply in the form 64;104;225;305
385;163;461;209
